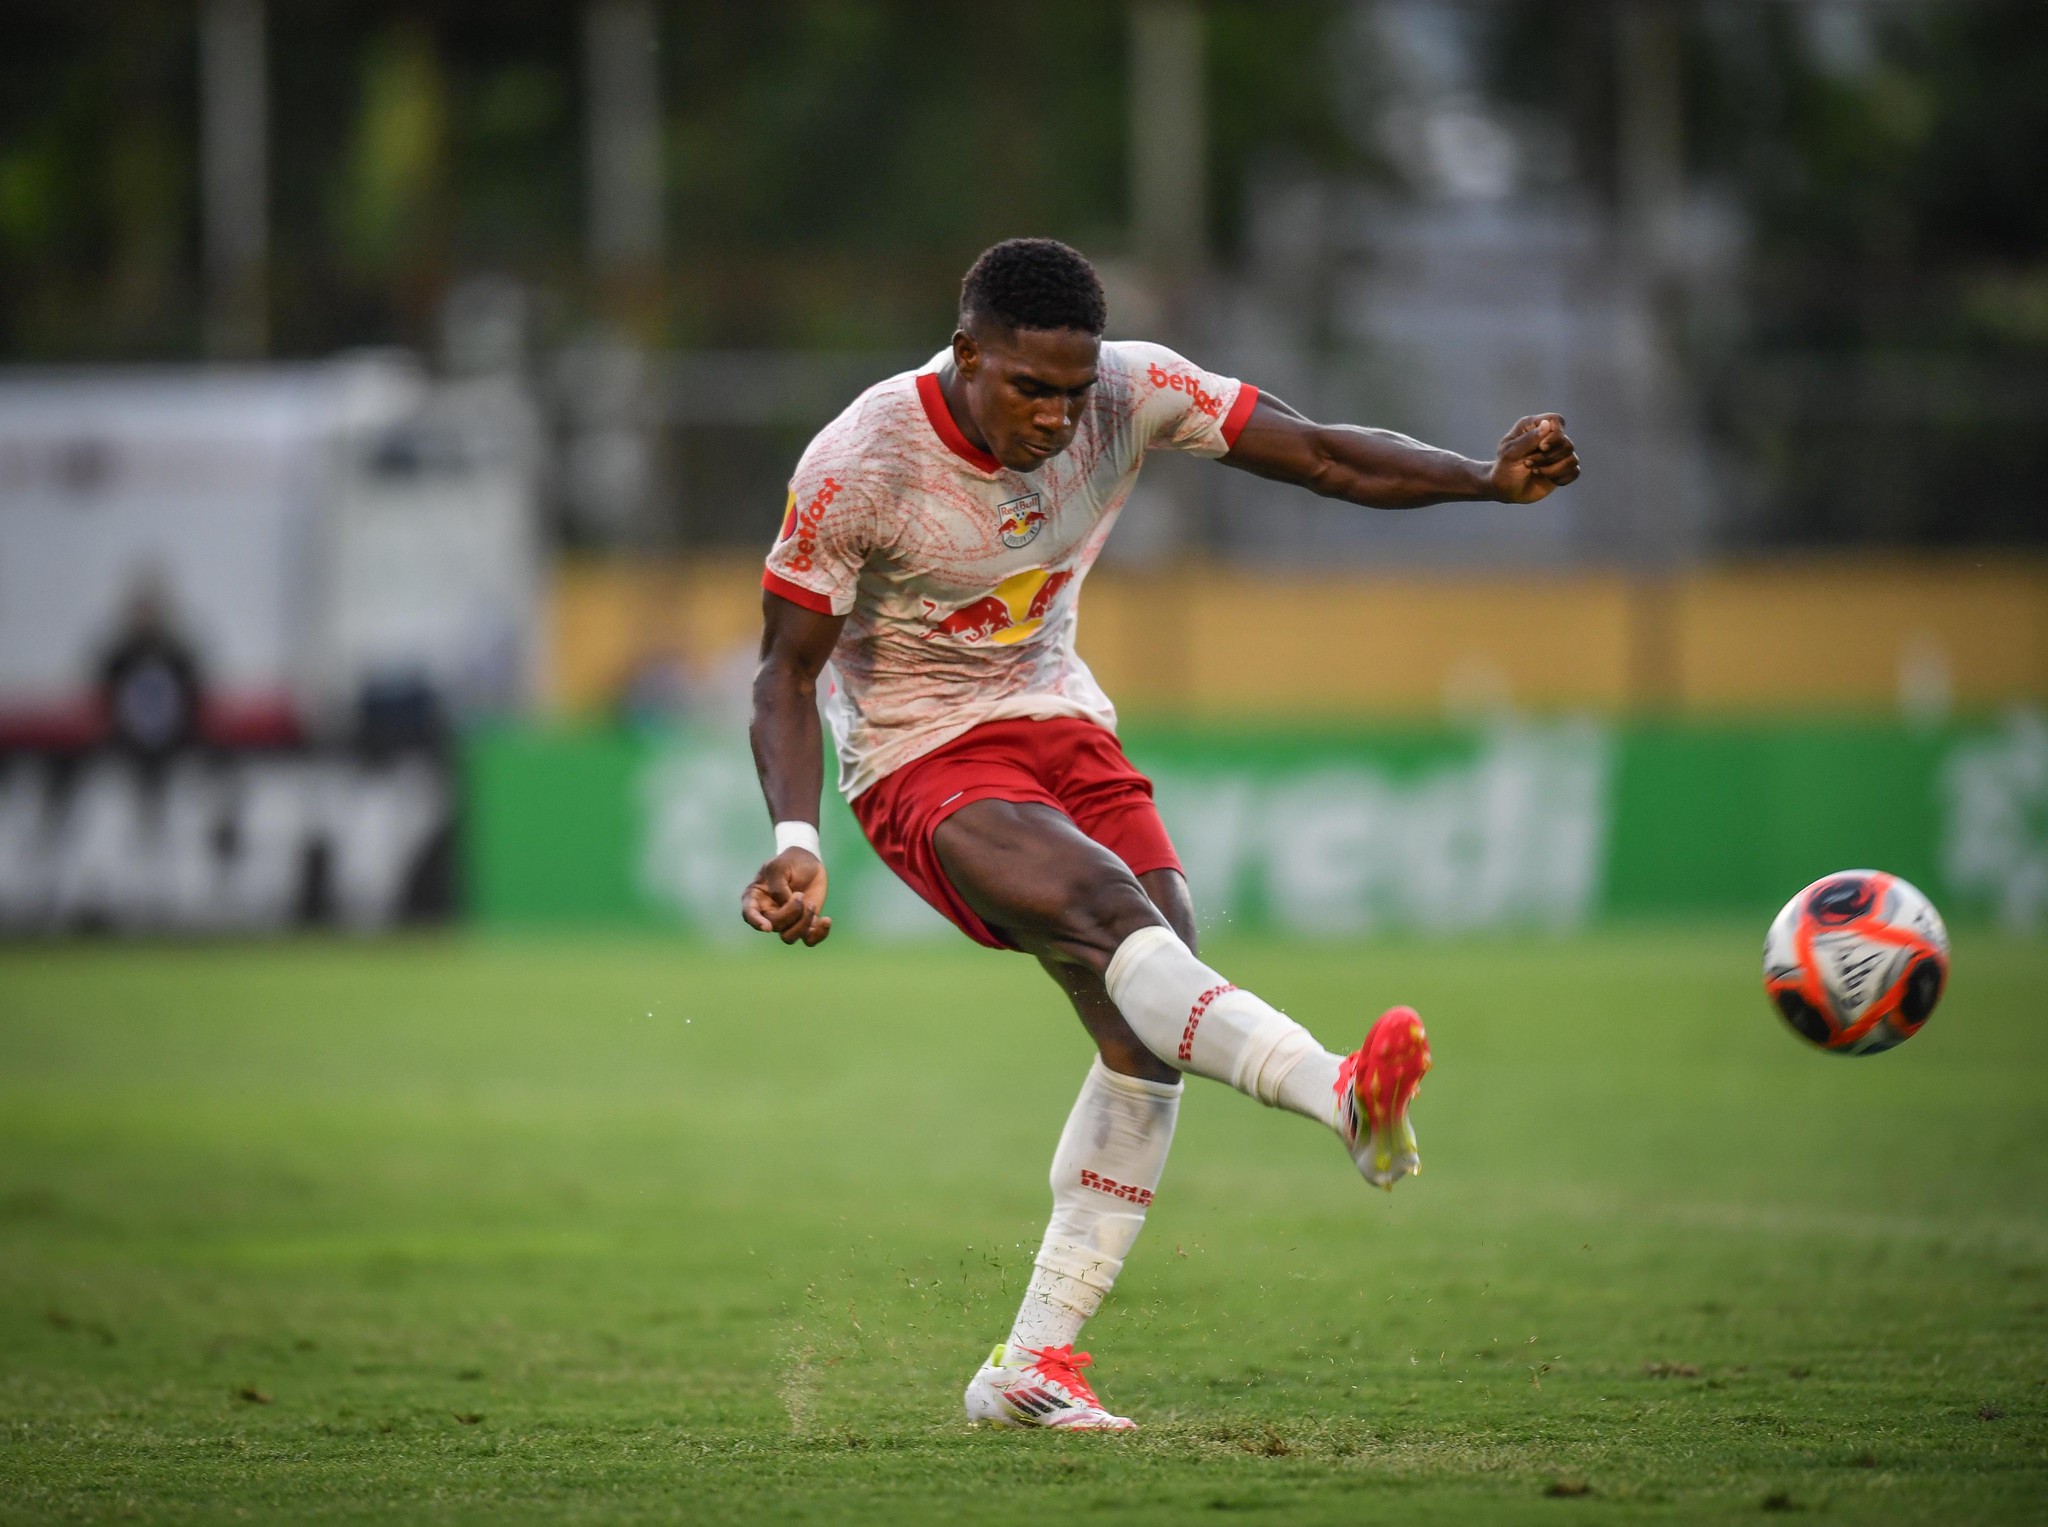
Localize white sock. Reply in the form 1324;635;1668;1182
1004;1057;1181;1359
1103;925;1343;1129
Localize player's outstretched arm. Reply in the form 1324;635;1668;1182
1222;392;1580;509
742;591;846;946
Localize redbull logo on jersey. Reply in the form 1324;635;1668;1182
920;564;1075;645
778;476;842;573
995;492;1047;550
1147;363;1222;419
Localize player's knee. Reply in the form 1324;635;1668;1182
1044;871;1163;970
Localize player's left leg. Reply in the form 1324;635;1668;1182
966;1052;1178;1430
972;874;1192;1429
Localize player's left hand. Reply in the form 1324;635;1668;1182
1489;414;1580;504
741;848;832;946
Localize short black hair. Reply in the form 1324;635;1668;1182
959;238;1106;335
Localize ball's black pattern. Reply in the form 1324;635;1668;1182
1774;988;1834;1046
1809;875;1876;926
1900;957;1945;1024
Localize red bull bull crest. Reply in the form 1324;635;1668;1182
920;565;1075;646
995;493;1046;550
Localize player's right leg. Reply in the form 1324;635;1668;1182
933;799;1430;1188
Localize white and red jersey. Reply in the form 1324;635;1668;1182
762;341;1257;799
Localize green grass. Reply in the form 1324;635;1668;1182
1;930;2044;1525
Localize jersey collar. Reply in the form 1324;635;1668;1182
917;371;1003;475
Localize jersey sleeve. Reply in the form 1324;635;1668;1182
1120;341;1260;459
761;453;872;616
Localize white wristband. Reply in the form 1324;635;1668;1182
774;821;822;860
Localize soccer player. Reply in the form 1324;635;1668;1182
742;238;1580;1430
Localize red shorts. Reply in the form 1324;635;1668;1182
851;716;1180;950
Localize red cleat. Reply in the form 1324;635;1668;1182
1334;1006;1432;1190
964;1343;1136;1430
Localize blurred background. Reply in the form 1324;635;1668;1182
1;0;2043;939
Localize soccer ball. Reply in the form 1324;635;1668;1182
1763;870;1949;1055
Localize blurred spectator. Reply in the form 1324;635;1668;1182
95;573;206;761
354;673;448;754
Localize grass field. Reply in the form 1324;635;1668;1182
1;929;2044;1524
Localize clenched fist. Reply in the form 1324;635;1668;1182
741;848;832;946
1489;414;1580;504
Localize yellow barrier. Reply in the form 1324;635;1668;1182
1661;563;2048;714
548;556;2048;720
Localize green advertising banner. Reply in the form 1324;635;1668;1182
463;712;2048;938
